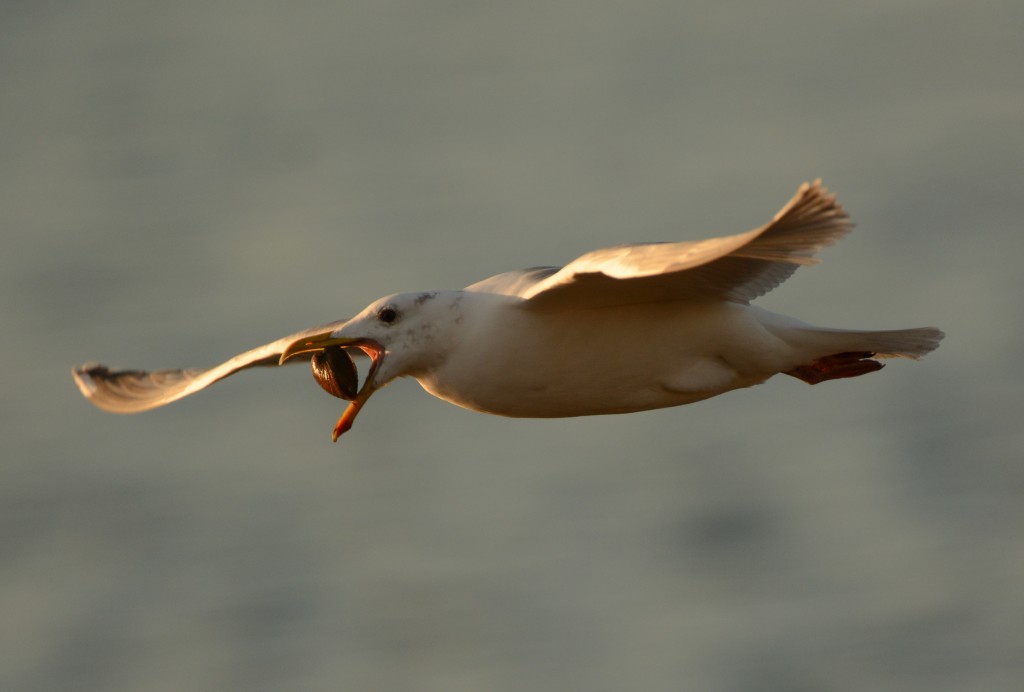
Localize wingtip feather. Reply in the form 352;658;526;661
72;364;100;397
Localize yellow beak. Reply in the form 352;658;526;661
279;331;361;365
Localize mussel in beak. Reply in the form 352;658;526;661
310;345;360;400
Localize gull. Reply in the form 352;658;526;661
73;181;944;442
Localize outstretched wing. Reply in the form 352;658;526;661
484;181;851;309
72;320;348;414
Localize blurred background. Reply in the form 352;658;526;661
2;1;1022;690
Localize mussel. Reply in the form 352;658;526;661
310;345;360;400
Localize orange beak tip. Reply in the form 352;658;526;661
331;402;358;442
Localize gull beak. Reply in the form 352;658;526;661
280;331;386;442
279;330;359;365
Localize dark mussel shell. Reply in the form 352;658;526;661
310;345;359;400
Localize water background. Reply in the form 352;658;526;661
2;2;1023;690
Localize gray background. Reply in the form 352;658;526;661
3;1;1023;690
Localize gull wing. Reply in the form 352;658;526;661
72;320;348;414
497;181;852;309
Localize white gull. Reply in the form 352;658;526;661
73;181;944;442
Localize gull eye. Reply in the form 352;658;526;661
377;305;399;324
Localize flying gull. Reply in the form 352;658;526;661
73;181;944;442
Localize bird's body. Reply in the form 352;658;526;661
416;296;777;417
73;181;944;441
353;293;933;419
419;293;748;417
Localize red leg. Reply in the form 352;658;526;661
785;351;884;385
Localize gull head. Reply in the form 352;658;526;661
279;290;463;441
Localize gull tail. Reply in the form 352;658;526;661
781;325;944;384
846;326;945;359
